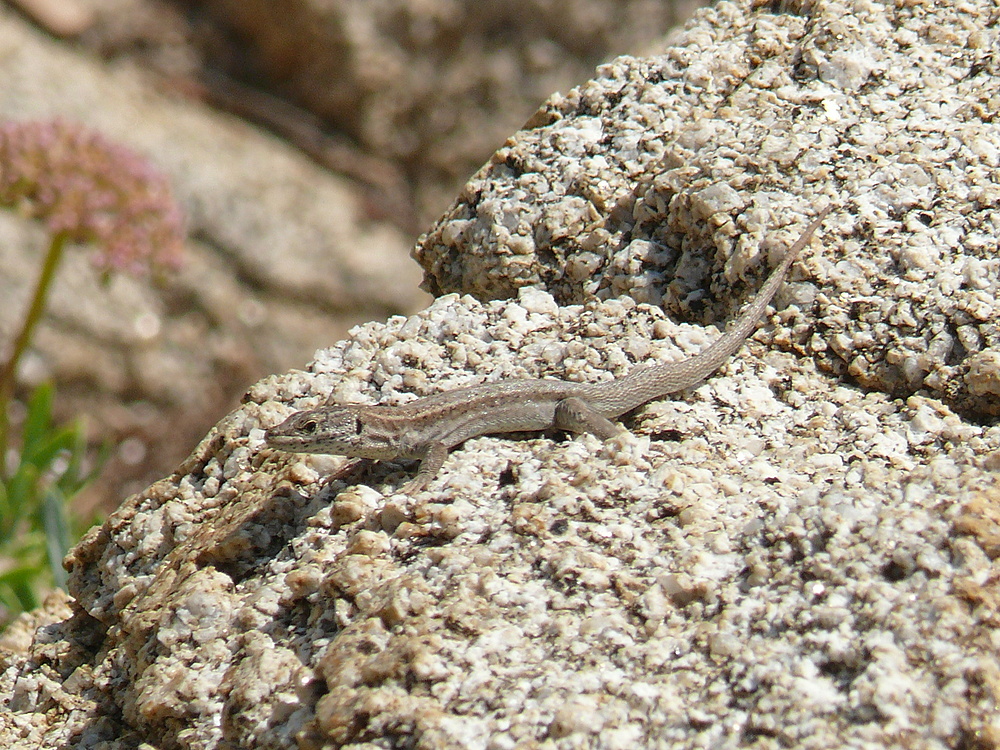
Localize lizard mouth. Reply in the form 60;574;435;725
263;429;301;450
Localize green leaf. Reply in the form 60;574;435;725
21;433;75;477
5;460;39;526
59;424;88;489
0;381;108;623
42;485;71;589
0;563;42;612
57;424;105;498
20;382;55;458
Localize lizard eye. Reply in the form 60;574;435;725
354;417;363;435
301;419;318;434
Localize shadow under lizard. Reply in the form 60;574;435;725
266;208;832;494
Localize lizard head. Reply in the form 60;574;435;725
265;406;402;460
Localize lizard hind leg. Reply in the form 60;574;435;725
554;397;625;440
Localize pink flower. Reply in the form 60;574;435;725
0;119;184;275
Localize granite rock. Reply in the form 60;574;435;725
2;1;999;748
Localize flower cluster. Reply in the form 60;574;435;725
0;119;184;275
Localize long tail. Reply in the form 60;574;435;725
590;205;832;416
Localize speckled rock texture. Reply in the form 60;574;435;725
415;0;1000;419
2;0;999;748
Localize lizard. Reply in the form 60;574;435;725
266;206;832;494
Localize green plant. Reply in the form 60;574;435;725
0;119;184;625
0;383;105;615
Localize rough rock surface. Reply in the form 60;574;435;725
415;0;1000;418
3;1;1000;748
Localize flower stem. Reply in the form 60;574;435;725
0;231;67;480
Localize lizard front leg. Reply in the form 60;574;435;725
399;441;449;494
